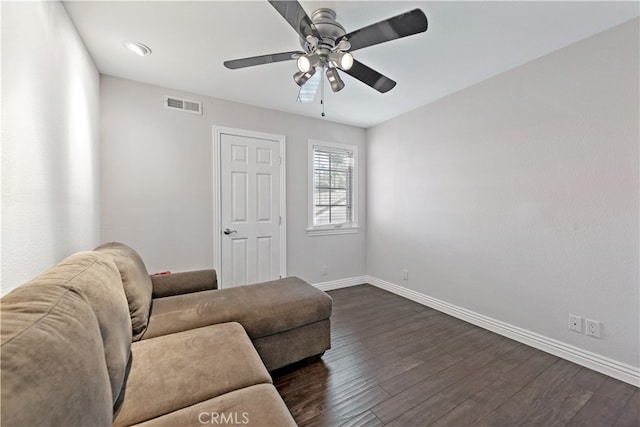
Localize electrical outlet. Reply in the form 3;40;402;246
402;269;408;281
568;315;582;333
586;319;601;338
321;265;327;276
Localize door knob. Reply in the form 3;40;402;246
223;228;237;235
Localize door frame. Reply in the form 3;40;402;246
212;125;287;287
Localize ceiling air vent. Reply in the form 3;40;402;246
164;96;202;115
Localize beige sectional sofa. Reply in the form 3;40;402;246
1;243;332;426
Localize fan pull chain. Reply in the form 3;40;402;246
320;66;325;117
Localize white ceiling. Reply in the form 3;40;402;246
64;1;639;128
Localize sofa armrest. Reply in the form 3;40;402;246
150;269;217;299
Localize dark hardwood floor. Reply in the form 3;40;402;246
272;284;639;427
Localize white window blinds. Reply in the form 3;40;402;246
312;146;354;226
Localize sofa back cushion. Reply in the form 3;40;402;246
59;252;133;399
0;253;129;426
95;242;153;341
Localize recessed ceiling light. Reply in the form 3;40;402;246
123;41;152;57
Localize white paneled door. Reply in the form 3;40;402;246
217;129;285;287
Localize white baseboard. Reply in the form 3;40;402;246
309;275;640;386
313;276;368;292
366;276;640;387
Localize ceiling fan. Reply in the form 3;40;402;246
223;1;428;104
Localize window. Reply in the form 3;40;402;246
308;140;358;235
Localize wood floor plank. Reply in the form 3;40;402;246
270;285;640;427
518;367;602;427
378;326;494;395
288;377;378;424
460;350;559;426
474;410;520;427
436;340;529;403
371;336;518;424
358;309;447;349
566;376;637;427
384;338;527;426
331;306;450;346
385;393;459;427
298;385;390;427
326;317;467;379
289;321;471;400
429;379;522;427
274;359;329;397
364;354;424;384
331;294;424;322
328;310;453;362
497;348;559;386
489;358;582;424
613;389;640;427
336;410;384;427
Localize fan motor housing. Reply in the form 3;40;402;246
301;8;346;52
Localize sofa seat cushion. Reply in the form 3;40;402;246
133;383;296;427
1;281;113;426
95;242;153;341
144;277;332;340
113;322;272;427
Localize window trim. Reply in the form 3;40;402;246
307;139;359;236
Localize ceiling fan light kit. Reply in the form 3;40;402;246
223;0;428;115
293;68;316;87
326;67;345;93
329;51;354;71
297;54;320;73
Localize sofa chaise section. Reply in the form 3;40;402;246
96;242;333;371
145;276;333;370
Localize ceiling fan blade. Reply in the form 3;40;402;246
224;51;303;69
268;0;321;41
342;60;396;93
341;9;428;52
297;71;322;103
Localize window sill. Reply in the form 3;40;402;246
307;225;359;236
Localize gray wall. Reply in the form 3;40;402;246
100;75;366;284
366;19;639;368
1;1;101;295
